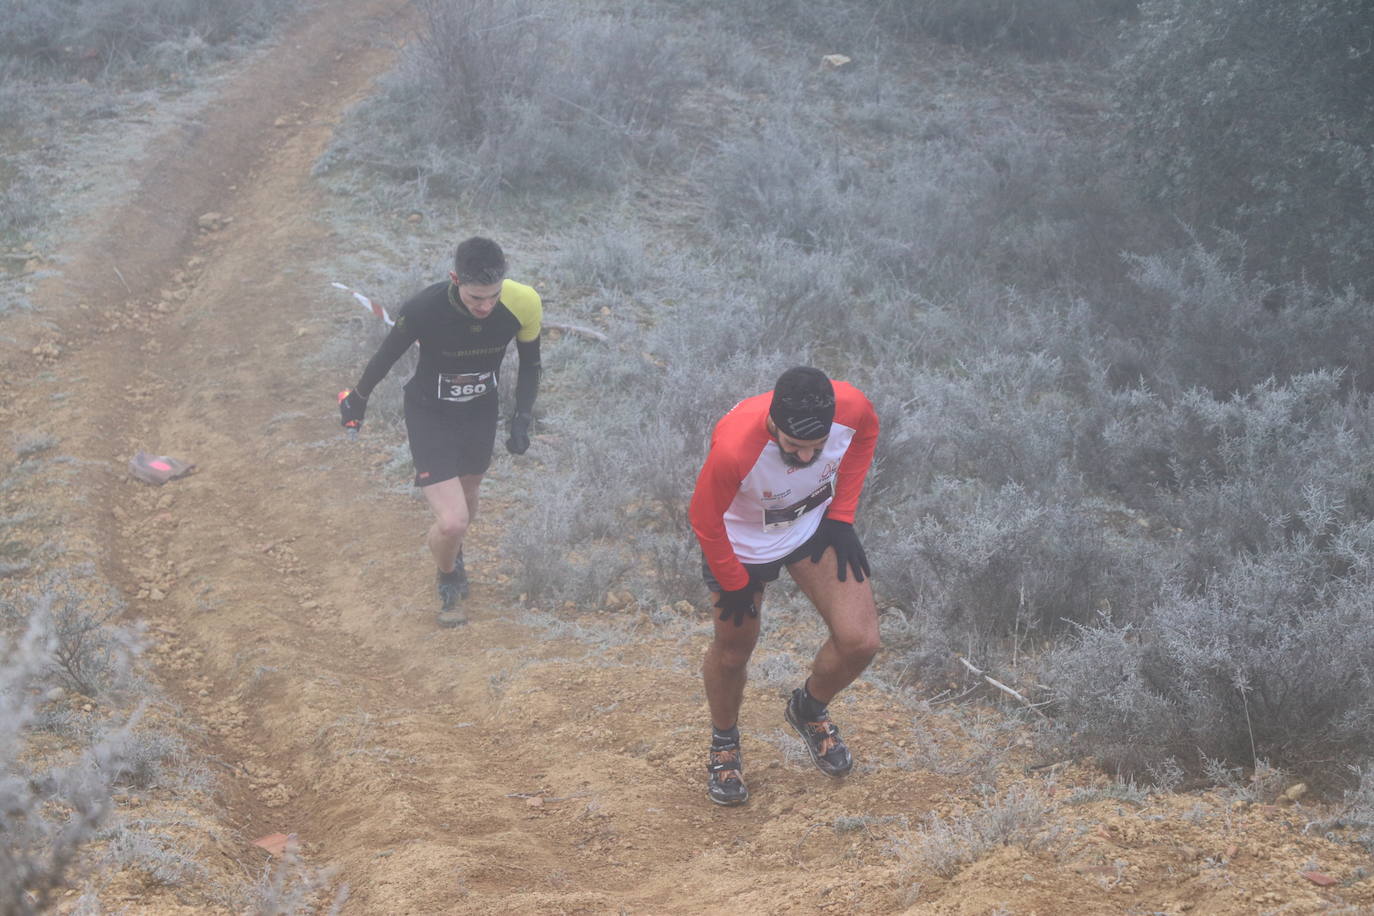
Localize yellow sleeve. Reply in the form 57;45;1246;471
501;279;543;343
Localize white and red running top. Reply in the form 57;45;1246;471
690;381;879;592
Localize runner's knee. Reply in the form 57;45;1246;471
837;628;880;665
709;640;756;672
433;513;469;539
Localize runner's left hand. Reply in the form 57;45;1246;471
809;518;870;583
715;584;759;627
506;412;532;455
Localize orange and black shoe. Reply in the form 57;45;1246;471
707;737;749;806
785;688;853;777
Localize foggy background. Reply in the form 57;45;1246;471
3;0;1373;907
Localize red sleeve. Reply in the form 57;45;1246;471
825;382;879;523
690;409;759;593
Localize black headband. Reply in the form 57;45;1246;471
770;367;835;439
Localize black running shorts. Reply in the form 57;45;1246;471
403;391;499;487
701;523;829;593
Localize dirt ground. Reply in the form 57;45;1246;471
3;0;1374;913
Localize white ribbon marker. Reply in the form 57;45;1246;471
331;281;395;327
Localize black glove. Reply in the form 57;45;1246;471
715;583;759;628
338;389;367;429
809;518;870;583
506;412;532;455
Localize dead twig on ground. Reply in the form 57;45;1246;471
543;321;608;343
792;821;828;864
504;791;593;803
958;656;1050;720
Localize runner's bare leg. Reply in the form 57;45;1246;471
787;548;879;703
703;588;765;730
422;473;483;573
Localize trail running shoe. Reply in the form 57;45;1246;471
785;688;853;777
436;569;467;628
707;739;749;806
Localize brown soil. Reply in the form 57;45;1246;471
4;1;1373;913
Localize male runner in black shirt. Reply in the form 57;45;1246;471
339;237;541;627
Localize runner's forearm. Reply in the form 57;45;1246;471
355;321;418;398
513;337;541;416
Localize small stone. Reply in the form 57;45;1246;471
1301;870;1338;887
273;116;289;127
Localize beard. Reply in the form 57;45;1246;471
778;443;821;468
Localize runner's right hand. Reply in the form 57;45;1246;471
338;389;367;429
714;584;759;627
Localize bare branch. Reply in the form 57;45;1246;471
959;656;1050;720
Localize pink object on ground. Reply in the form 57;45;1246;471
129;452;195;485
252;833;294;858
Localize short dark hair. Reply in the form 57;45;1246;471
453;237;507;285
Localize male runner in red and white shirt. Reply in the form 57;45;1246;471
689;366;880;806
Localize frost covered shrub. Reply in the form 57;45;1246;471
556;225;648;296
1049;515;1374;778
877;0;1138;57
503;458;636;607
706;119;858;251
895;786;1053;882
1096;372;1374;585
0;0;295;79
0;621;124;914
885;353;1082;490
0;578;138;698
706;113;1141;306
877;477;1159;664
1116;0;1374;292
324;0;699;200
1046;370;1374;777
668;0;1134;55
1104;243;1374;397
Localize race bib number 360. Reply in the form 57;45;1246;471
437;371;495;402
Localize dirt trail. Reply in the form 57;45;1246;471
8;1;1374;913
